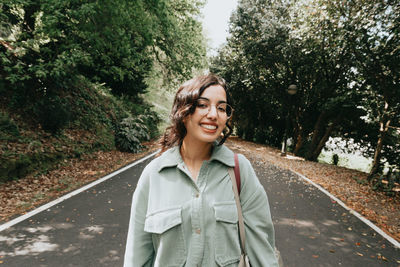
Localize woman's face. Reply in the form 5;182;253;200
183;85;229;145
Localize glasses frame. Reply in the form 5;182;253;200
195;98;234;119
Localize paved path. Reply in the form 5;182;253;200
252;160;399;267
0;152;399;266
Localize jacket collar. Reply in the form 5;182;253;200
158;141;235;172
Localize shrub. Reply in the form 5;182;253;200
371;168;400;197
0;111;20;141
33;96;73;134
332;154;339;165
115;115;151;153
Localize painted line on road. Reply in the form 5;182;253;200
290;169;400;249
0;150;158;232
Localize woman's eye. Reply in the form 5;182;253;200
198;103;208;108
217;106;226;112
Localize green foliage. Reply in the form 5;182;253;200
0;0;207;182
0;111;20;141
212;0;399;176
1;0;206;99
0;151;63;183
33;95;73;134
371;169;400;197
115;115;152;153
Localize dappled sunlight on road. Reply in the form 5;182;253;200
79;225;104;240
0;222;115;262
0;233;59;256
277;218;316;228
99;249;120;265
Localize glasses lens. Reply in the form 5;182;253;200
218;103;232;118
225;104;233;118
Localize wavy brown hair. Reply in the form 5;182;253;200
159;73;233;154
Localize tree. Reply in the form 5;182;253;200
1;0;206;98
212;0;366;161
1;0;207;136
212;0;399;178
338;0;400;177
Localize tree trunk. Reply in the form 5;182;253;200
305;111;327;160
293;109;304;156
22;3;40;39
369;108;391;179
309;116;341;161
293;133;304;155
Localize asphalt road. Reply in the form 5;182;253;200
0;152;399;266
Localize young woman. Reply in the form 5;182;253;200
124;74;278;266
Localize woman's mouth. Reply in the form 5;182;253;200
200;123;218;133
201;123;217;130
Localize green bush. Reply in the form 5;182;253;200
371;168;400;196
115;115;151;153
33;96;73;134
0;112;20;141
332;154;339;165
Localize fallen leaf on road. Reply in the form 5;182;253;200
312;255;319;258
378;255;388;261
356;252;363;257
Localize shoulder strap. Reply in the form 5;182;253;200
228;154;247;258
234;153;241;194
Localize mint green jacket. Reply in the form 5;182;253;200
124;143;278;267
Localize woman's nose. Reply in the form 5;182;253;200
207;105;218;119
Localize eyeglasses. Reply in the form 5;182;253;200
195;99;233;118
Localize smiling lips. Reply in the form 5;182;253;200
200;123;218;132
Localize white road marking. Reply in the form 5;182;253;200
0;151;158;232
290;169;400;249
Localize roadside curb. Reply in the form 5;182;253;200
0;150;158;232
290;169;400;249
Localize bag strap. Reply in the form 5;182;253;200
234;153;241;193
228;154;247;258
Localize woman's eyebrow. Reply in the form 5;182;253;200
198;97;227;104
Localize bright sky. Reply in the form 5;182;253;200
201;0;238;56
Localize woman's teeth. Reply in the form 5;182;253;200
201;124;217;130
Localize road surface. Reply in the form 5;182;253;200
0;151;399;266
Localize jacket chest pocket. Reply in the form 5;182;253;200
144;207;186;267
213;202;241;266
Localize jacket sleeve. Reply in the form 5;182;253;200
238;154;279;267
124;165;154;267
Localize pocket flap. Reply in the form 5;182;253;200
144;207;182;234
214;201;238;224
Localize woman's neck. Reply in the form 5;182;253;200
180;137;213;180
180;138;212;162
